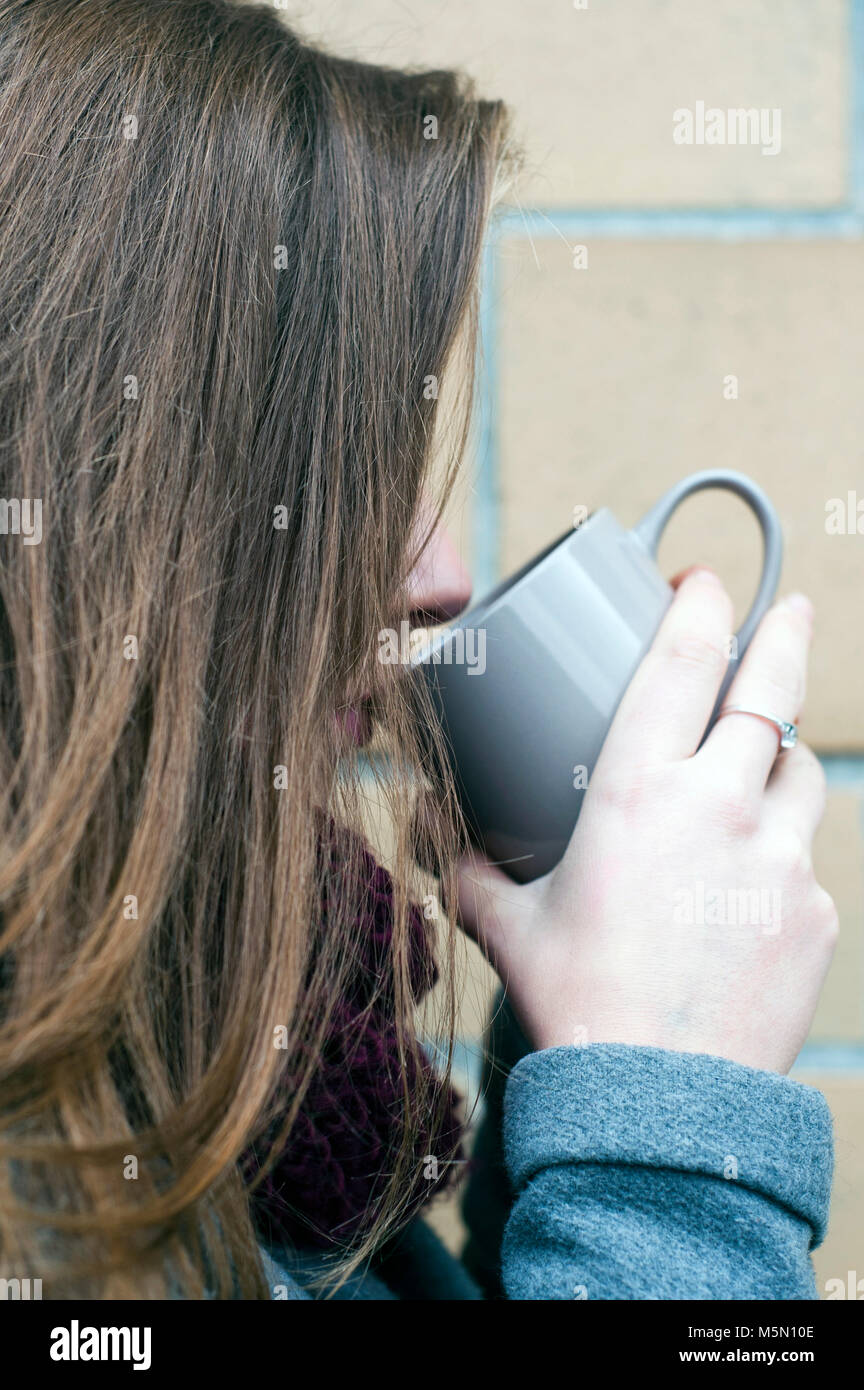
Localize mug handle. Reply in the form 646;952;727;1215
631;468;783;695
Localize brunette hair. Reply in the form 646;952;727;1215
0;0;511;1296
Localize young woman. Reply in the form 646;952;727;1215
0;0;836;1300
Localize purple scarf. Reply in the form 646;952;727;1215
240;829;464;1250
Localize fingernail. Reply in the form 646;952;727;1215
784;592;814;621
689;567;722;586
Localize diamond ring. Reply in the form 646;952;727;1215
716;704;798;750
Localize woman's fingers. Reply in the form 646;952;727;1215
700;593;813;795
763;740;827;843
668;564;713;590
596;568;735;770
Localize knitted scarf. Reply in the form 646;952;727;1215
240;826;464;1251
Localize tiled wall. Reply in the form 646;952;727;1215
289;0;863;1296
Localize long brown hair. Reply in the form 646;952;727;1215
0;0;511;1297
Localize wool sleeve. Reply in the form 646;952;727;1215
500;1043;834;1300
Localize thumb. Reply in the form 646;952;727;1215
456;850;528;973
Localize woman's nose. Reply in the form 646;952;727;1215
405;514;473;624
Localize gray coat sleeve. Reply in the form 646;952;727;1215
500;1043;834;1300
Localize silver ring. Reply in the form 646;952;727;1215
717;704;798;750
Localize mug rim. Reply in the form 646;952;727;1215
412;506;613;666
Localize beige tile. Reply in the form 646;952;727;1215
286;0;849;209
456;933;499;1040
352;768;500;1042
810;794;864;1041
496;236;864;747
423;1170;469;1257
808;1079;864;1298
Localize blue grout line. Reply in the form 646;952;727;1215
473;239;500;595
794;1041;864;1076
494;207;864;240
443;1036;864;1084
820;754;864;790
852;0;864;208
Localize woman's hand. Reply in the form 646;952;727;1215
457;569;838;1075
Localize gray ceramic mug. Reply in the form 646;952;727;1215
416;469;783;884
